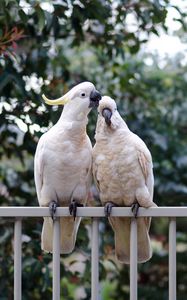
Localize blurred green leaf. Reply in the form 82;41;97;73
36;6;45;32
18;9;28;24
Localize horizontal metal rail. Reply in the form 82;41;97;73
0;206;187;217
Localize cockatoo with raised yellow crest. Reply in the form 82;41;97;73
92;96;157;263
34;82;101;253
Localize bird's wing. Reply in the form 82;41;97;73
135;137;154;199
34;136;45;201
135;138;155;230
85;137;93;190
92;150;100;192
138;150;150;178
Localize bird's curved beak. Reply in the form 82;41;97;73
89;89;102;108
42;94;70;106
102;108;112;126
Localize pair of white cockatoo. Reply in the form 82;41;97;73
34;82;156;264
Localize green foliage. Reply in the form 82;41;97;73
0;0;187;299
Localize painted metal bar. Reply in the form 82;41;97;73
130;218;138;300
14;218;22;300
0;207;187;217
169;218;176;300
53;218;61;300
91;218;99;300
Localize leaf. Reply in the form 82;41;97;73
22;257;37;269
5;0;17;5
0;71;12;91
151;27;159;36
18;9;28;23
36;6;46;32
0;228;11;243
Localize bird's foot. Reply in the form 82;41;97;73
131;203;140;218
104;202;117;217
69;200;83;220
49;200;58;221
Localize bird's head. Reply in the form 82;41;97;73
97;96;122;130
42;82;101;121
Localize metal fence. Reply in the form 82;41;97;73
0;206;185;300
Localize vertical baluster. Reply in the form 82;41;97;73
53;218;61;300
169;217;176;300
130;218;137;300
91;218;99;300
14;218;22;300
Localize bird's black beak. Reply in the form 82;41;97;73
102;108;112;126
89;90;102;108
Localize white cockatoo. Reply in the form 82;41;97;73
92;96;157;263
34;82;101;253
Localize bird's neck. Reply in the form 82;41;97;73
60;102;91;122
95;114;130;142
56;110;88;140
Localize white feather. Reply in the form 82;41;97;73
34;82;95;253
93;96;157;263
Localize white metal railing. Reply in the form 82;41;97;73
0;206;185;300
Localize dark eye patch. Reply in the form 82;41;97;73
81;93;86;97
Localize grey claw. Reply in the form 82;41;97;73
104;202;116;217
131;203;140;218
49;201;58;221
69;200;83;220
69;201;77;220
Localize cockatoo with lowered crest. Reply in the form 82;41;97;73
34;82;101;253
92;96;157;263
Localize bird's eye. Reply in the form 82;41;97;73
81;93;86;97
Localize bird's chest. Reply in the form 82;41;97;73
46;138;91;173
94;142;139;205
95;141;137;174
43;139;91;203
